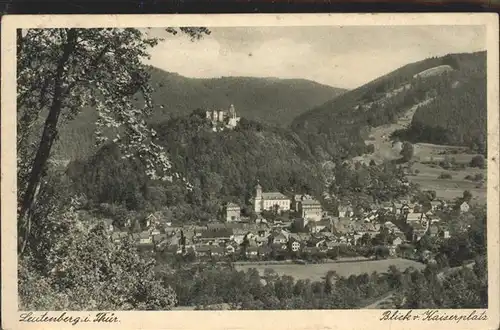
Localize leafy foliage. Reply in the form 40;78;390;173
67;112;324;221
18;174;177;310
328;161;413;206
400;142;414;162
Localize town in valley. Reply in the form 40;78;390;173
16;25;489;311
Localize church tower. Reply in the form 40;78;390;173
254;182;262;213
229;104;236;119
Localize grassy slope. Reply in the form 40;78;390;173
291;52;485;155
290;52;487;203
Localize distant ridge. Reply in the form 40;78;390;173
54;68;345;160
290;51;487;160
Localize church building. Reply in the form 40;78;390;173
253;183;291;214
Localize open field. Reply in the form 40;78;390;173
235;258;425;282
355;96;487;204
409;162;486;203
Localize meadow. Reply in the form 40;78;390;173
359;102;487;204
235;258;426;282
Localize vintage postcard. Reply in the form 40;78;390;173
1;13;499;330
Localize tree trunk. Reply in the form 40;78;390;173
19;29;77;254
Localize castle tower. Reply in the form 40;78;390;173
254;182;262;213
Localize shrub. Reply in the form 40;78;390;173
438;173;452;179
470;155;485;169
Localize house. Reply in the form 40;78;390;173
338;205;353;218
246;246;259;258
210;246;224;258
393;202;403;215
253;183;291;213
406;212;425;224
199;228;233;244
145;212;160;228
151;227;161;236
307;218;333;233
401;203;411;214
138;231;152;245
111;231;128;243
225;244;236;255
152;233;168;246
270;230;289;244
392;236;404;247
382;202;393;212
428;225;440;237
231;229;248;245
299;198;323;222
271;242;288;253
225;202;241;222
325;240;339;250
255;235;269;247
430;201;442;211
102;218;114;232
411;222;429;241
195;245;212;258
460;201;470;213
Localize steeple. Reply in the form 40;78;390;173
254;181;262;213
229;104;236;119
255;181;262;197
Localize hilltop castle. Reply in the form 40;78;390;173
206;104;241;130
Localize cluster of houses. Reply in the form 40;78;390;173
100;178;475;263
104;191;467;261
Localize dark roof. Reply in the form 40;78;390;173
210;246;224;253
153;234;167;243
201;228;233;238
226;202;240;209
261;192;289;200
271;243;287;250
301;199;321;206
196;245;211;252
206;223;227;231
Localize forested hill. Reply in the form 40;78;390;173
393;52;486;152
66;111;325;223
291;52;487;160
54;67;344;161
145;67;345;126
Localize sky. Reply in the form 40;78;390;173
144;25;485;89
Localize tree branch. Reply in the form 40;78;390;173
19;28;78;255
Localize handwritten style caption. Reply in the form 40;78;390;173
380;310;487;323
20;312;119;326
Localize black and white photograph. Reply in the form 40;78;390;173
1;13;499;330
